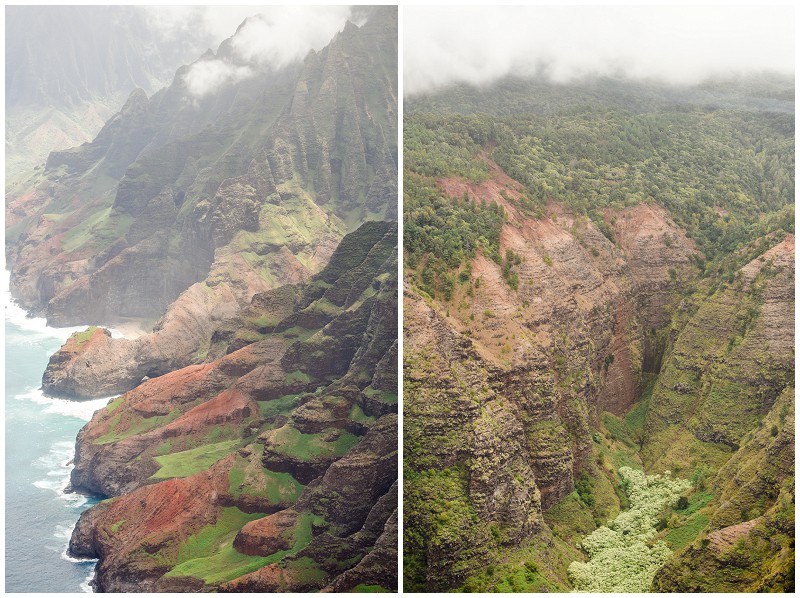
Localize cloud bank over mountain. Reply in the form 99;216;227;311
155;6;354;97
404;6;795;95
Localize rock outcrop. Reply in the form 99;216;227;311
9;7;398;401
403;157;699;590
66;222;398;592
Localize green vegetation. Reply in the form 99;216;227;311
165;510;324;585
404;466;495;591
664;514;709;550
568;467;692;592
349;404;376;425
353;584;389;592
104;396;124;414
405;175;505;297
405;114;489;183
175;508;264;564
168;541;271;585
279;326;319;342
677;491;713;517
95;408;185;445
257;394;302;419
502;248;522;290
61;206;134;253
364;386;398;404
283;556;328;585
228;455;304;505
109;519;126;534
285;370;311;384
269;425;359;461
457;534;575;592
150;440;240;479
491;561;552;593
654;483;794;592
71;326;97;348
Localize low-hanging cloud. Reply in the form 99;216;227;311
404;6;794;96
231;6;353;68
183;61;253;98
177;6;354;98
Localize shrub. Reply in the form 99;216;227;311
568;467;691;592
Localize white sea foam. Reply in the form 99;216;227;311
4;269;129;340
32;441;97;591
4;271;85;341
54;524;76;542
31;438;92;508
80;570;96;593
33;440;75;469
15;388;113;421
61;548;98;593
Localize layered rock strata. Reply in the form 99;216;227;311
404;159;698;590
67;222;398;592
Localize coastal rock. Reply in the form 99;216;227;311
64;220;398;592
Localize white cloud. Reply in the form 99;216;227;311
183;60;253;98
231;6;354;68
404;6;795;96
175;6;354;98
142;6;274;49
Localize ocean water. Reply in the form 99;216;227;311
4;284;118;592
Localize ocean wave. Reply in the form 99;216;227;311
4;270;128;341
61;547;97;593
80;570;96;593
31;439;91;510
15;388;114;421
33;440;75;469
54;523;76;542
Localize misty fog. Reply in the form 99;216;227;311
157;6;355;97
404;6;794;96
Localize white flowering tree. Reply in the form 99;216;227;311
568;467;691;592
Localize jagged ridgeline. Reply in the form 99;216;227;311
7;5;397;327
68;221;398;591
9;6;397;402
403;75;793;592
5;6;398;593
5;6;206;178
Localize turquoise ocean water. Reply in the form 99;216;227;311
4;277;118;592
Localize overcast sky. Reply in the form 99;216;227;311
404;5;795;96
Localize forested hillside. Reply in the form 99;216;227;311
403;75;794;592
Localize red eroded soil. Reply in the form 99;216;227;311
97;456;234;551
233;509;299;556
707;517;764;552
160;389;257;437
438;154;525;219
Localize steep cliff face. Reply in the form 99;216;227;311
643;236;794;473
404;176;794;591
652;387;794;592
642;236;795;592
67;222;398;592
403;158;698;591
16;7;397;399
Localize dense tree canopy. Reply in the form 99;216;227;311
404;77;794;289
